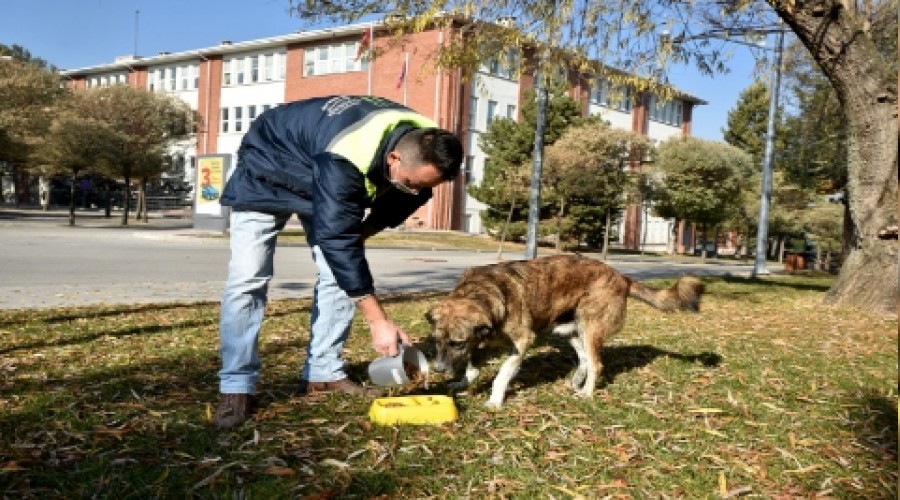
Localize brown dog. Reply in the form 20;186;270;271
427;254;704;408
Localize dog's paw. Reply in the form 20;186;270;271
483;399;504;410
570;369;586;390
573;389;594;399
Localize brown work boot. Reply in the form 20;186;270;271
213;393;257;429
297;378;379;397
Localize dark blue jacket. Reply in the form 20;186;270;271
220;95;439;298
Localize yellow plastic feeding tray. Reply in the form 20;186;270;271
368;395;458;425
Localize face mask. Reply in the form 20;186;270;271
389;178;420;196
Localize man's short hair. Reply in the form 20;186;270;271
396;128;463;181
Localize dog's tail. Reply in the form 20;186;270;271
628;276;704;312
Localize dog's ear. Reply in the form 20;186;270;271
474;325;492;340
424;309;435;326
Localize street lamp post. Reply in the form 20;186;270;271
751;29;784;277
667;26;786;276
525;67;548;259
523;0;557;260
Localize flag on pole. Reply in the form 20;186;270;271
355;27;372;61
396;57;407;89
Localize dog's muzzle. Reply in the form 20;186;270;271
431;357;451;373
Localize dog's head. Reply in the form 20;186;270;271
426;298;493;374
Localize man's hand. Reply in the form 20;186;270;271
369;318;412;357
356;294;411;357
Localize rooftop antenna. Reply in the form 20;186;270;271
134;9;140;56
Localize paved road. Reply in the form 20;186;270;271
0;209;770;310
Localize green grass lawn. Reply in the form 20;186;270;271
0;275;896;498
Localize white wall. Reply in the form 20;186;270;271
587;104;633;130
463;73;520;234
619;108;686;251
217;81;285;159
646;120;683;142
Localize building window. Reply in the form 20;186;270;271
180;66;188;90
590;80;612;107
488;58;501;76
250;56;259;83
464;155;475;184
236;58;245;85
648;96;683;127
303;41;366;76
484;49;518;79
155;69;164;92
192;64;199;89
591;80;634;112
468;96;478;130
617;87;632;112
221;107;229;133
167;67;176;91
223;59;232;86
277;52;286;79
506;104;516;120
264;54;274;81
248;105;257;123
262;104;271;113
487;100;498;127
234;106;243;133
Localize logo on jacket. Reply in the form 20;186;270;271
322;96;393;116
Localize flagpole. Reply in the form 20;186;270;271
434;28;442;122
366;21;374;95
403;52;409;105
134;9;140;56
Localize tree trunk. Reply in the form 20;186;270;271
669;220;679;255
11;164;19;208
698;225;707;263
640;204;649;256
120;170;131;226
103;183;112;218
772;1;898;314
38;176;50;211
554;198;564;254
142;179;149;223
496;199;516;262
136;179;148;223
134;183;143;221
68;175;76;227
601;209;611;261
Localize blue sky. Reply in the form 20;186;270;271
0;0;766;141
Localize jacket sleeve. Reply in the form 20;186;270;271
311;152;375;298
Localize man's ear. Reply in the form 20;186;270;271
386;150;401;168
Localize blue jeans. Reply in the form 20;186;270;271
218;210;356;394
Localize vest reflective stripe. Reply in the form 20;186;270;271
326;109;438;197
